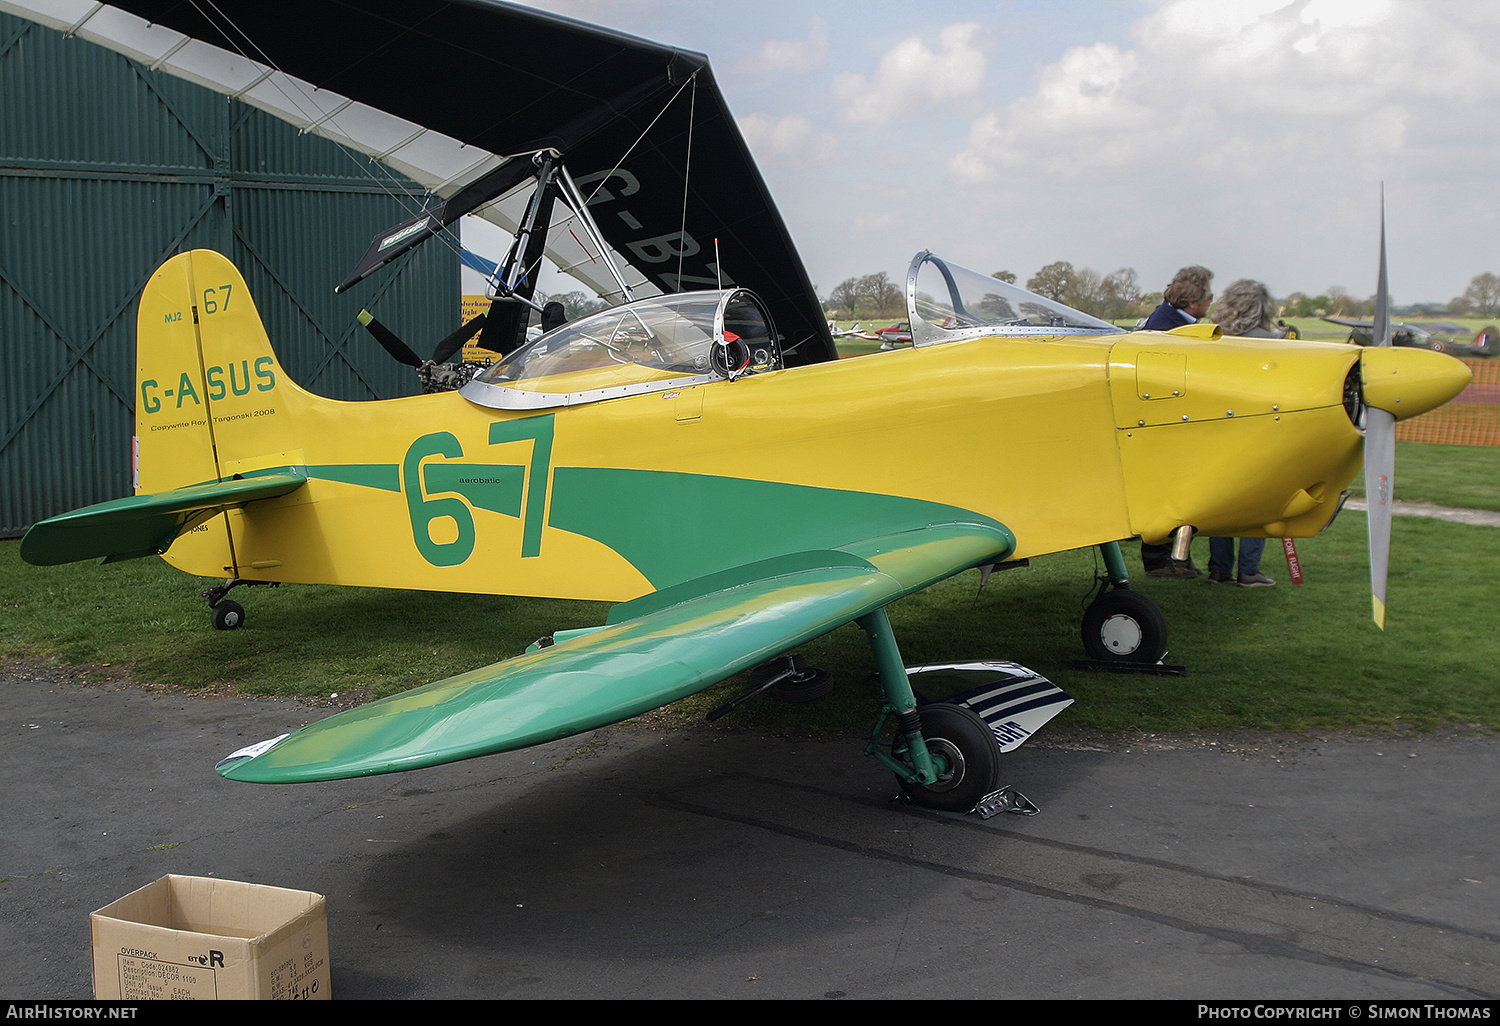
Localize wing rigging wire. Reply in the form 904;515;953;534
676;74;697;294
184;0;460;255
163;2;705;315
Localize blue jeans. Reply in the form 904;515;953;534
1209;536;1265;576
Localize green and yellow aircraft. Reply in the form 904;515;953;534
19;244;1470;808
11;0;1474;813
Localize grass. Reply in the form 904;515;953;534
671;511;1500;735
4;512;1497;739
0;550;609;702
4;438;1496;739
1350;442;1500;512
834;317;1498;348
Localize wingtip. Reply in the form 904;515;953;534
214;732;290;779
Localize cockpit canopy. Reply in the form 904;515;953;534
461;289;780;411
906;252;1122;345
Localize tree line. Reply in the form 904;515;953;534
824;272;904;320
823;266;1500;322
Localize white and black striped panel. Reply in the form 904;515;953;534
908;661;1074;752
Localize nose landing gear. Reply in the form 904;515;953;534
1073;541;1182;674
1081;587;1168;664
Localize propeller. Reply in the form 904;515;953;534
1364;201;1395;629
356;309;491;391
431;313;489;364
357;309;422;368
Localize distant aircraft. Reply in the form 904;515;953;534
1324;316;1495;358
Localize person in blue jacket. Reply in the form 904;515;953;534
1143;264;1214;330
1139;265;1214;577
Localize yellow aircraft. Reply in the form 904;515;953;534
20;242;1470;807
13;1;1473;813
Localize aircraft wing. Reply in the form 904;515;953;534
216;521;1013;783
14;0;835;364
19;473;307;566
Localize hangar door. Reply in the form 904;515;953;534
0;13;457;536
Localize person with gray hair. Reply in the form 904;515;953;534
1139;265;1214;577
1206;278;1277;586
1215;278;1277;338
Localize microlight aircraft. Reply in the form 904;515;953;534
12;0;1472;812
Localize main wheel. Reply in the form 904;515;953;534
211;600;245;631
1081;588;1167;663
896;704;1001;812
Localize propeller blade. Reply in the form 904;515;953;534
1365;405;1394;629
431;313;488;365
1365;192;1394;629
357;310;422;369
1372;194;1391;350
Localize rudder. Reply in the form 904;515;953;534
135;250;305;576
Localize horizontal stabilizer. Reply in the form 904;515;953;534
216;522;1013;783
20;473;307;566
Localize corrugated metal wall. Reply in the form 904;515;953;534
0;13;458;536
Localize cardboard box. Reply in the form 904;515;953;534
91;875;330;1000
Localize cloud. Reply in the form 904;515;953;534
949;0;1500;190
737;112;838;167
942;0;1500;298
849;181;912;235
738;16;828;72
833;22;986;127
949;41;1148;183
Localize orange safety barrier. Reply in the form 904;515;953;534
1395;357;1500;447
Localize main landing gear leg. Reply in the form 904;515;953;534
860;607;1003;812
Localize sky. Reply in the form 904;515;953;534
466;0;1500;307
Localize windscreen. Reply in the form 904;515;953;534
472;289;778;394
908;255;1121;344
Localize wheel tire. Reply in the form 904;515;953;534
1081;588;1167;663
211;600;245;631
751;655;835;704
896;704;1002;813
771;665;833;703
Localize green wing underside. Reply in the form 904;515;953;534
216;521;1015;784
18;473;308;566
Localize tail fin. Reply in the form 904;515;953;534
22;251;310;570
134;250;307;575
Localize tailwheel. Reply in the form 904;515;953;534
202;578;278;632
211;600;245;631
1081;587;1167;664
896;703;1001;812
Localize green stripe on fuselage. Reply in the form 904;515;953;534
307;464;400;492
547;467;1003;589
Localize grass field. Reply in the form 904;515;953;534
833;317;1498;351
1351;442;1500;511
4;443;1496;738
